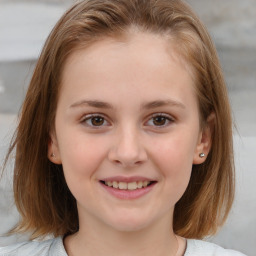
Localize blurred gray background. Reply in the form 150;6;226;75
0;0;255;255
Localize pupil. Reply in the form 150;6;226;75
92;117;104;126
153;116;166;126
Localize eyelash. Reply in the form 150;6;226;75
81;114;110;128
80;113;175;128
145;113;175;128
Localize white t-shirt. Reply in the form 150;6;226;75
0;237;247;256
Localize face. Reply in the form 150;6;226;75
49;32;211;233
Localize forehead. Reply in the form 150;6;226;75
59;31;197;108
62;31;195;83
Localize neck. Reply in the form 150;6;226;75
64;212;179;256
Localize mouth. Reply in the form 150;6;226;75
100;180;157;190
99;176;157;199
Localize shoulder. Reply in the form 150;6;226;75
0;237;67;256
185;239;247;256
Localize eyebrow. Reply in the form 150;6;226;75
70;100;113;109
70;99;185;110
141;100;186;110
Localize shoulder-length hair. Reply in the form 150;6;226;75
4;0;234;239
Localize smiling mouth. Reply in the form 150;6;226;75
100;180;157;190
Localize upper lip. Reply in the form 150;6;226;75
100;176;156;183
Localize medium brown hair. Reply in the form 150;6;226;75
3;0;234;239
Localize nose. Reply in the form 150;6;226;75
108;126;148;168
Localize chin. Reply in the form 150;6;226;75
105;212;154;232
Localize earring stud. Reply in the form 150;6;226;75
199;153;205;158
51;153;55;157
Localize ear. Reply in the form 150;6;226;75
48;131;62;164
193;112;215;165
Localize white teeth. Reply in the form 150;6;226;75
107;181;113;187
113;181;118;188
137;181;143;188
143;181;150;187
118;182;128;190
104;180;152;190
127;182;137;190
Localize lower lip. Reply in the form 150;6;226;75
100;182;156;200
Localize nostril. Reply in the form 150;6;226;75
113;159;122;165
112;159;144;167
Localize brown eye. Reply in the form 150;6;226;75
91;116;105;126
152;116;167;126
82;115;109;127
145;113;174;128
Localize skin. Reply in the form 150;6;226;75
49;31;212;256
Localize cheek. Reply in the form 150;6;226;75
149;133;196;196
57;131;108;180
57;133;110;203
151;132;197;171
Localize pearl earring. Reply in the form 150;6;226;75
199;153;205;158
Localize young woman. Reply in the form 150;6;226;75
0;0;246;255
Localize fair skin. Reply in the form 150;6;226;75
49;31;212;256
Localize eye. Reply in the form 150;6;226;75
81;114;109;127
146;113;174;127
